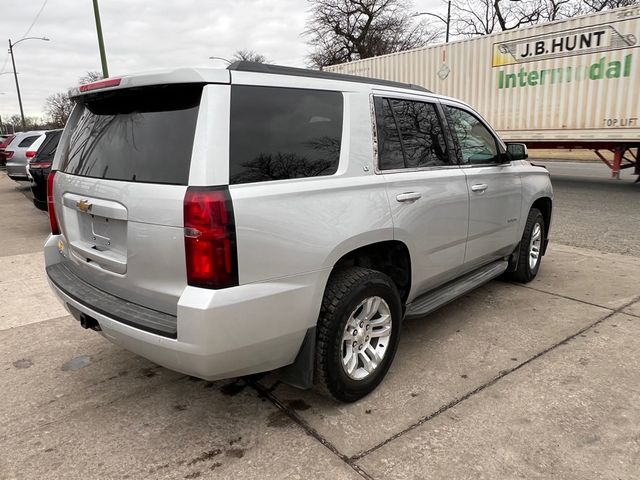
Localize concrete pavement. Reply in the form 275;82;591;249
1;171;639;479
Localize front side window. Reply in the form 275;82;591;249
229;86;343;184
375;97;449;170
445;106;499;165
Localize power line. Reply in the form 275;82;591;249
0;0;50;75
22;0;50;38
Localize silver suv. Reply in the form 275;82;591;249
5;131;46;180
45;63;552;402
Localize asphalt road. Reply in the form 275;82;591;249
534;160;640;257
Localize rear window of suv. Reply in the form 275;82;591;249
60;84;202;185
229;86;343;184
18;136;41;148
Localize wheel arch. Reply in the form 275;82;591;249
277;239;412;390
531;196;552;253
329;240;412;305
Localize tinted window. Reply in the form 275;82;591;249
18;136;40;148
375;98;405;170
230;86;342;184
60;84;202;185
34;130;62;161
376;98;449;170
445;106;499;164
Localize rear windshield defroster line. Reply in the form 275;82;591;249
61;84;204;185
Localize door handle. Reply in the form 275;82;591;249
471;183;488;193
396;192;422;203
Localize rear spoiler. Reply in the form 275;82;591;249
68;68;230;99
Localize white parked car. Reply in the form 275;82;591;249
5;131;46;180
45;63;553;402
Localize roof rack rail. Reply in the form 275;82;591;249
227;61;431;93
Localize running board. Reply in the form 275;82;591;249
405;260;509;319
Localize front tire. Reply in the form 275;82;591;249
509;207;545;283
315;267;402;402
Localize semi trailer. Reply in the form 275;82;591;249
326;5;640;179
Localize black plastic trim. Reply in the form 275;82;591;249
276;326;316;390
47;262;177;338
227;61;431;93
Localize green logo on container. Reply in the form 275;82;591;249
497;54;632;89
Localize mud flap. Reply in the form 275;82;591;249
276;326;316;390
507;242;521;272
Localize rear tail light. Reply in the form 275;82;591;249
5;151;14;160
30;161;52;169
26;150;36;158
47;171;60;234
184;187;238;289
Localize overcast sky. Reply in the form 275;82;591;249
0;0;444;119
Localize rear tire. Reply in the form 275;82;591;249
315;267;402;402
508;208;545;283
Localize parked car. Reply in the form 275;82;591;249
45;63;553;402
5;131;46;180
29;129;62;211
0;134;15;166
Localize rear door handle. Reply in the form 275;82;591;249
396;192;422;203
471;183;488;193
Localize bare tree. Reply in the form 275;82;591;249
44;92;73;128
451;0;639;37
305;0;441;68
581;0;639;11
232;49;270;63
542;0;577;22
41;71;105;129
7;114;48;132
78;71;103;84
451;0;547;36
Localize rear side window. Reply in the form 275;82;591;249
60;84;202;185
375;98;449;170
35;131;62;160
229;86;343;184
18;136;40;148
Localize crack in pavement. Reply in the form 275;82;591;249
250;294;639;480
510;281;627;311
248;380;375;480
349;293;640;462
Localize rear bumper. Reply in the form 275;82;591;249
29;168;48;209
44;235;327;381
6;162;27;179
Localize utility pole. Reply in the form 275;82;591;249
414;1;452;43
8;39;26;130
92;0;109;78
445;0;451;43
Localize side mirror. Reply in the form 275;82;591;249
506;143;528;161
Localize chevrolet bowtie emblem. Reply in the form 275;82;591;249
76;199;92;213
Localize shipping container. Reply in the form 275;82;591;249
326;5;640;177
